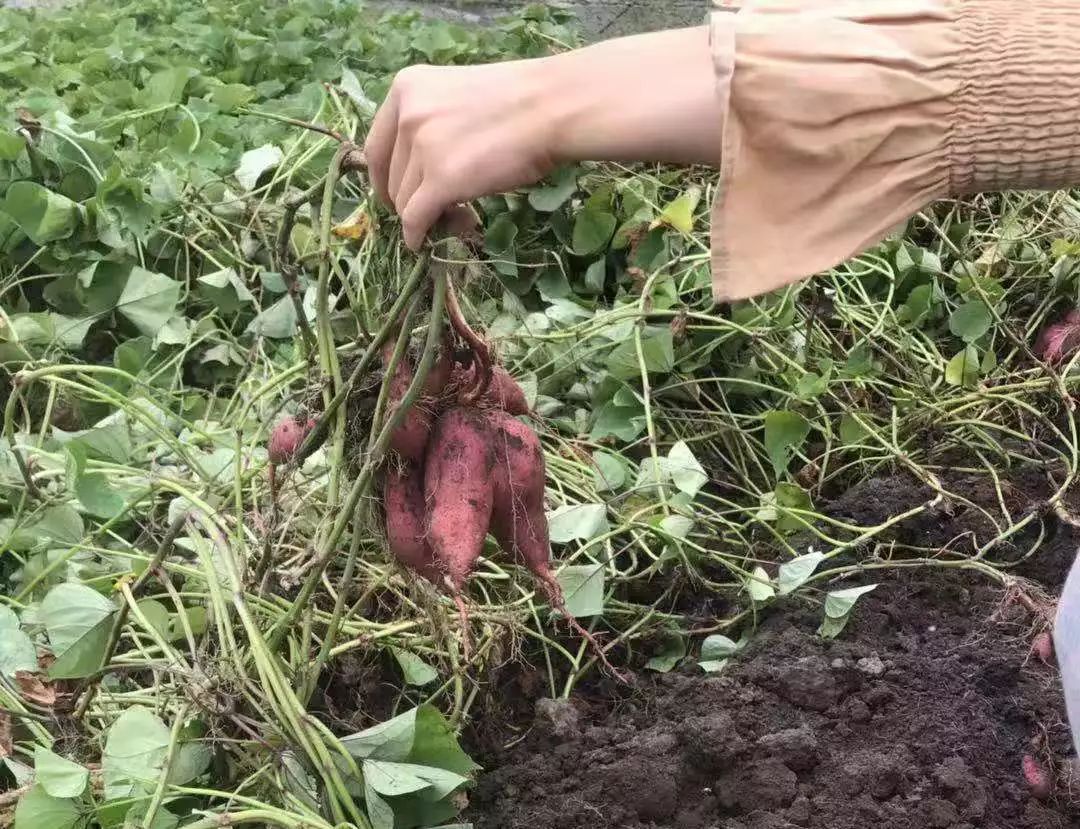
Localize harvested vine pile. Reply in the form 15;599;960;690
3;1;1080;829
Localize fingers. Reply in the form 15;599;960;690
401;183;450;251
363;86;399;207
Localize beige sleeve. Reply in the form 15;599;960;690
708;0;1080;303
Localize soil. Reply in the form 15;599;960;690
464;472;1080;829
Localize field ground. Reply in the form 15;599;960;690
1;1;1079;829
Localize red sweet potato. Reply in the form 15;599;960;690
1022;753;1052;799
424;407;495;591
269;416;316;464
487;411;625;680
487;366;529;415
381;337;449;464
448;364;529;415
488;410;549;577
382;463;439;583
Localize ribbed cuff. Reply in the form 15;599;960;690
950;0;1080;194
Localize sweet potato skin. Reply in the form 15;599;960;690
383;463;440;583
488;410;549;576
424;407;495;589
269;416;316;464
448;364;529;415
381;341;440;464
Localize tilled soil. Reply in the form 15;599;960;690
466;474;1080;828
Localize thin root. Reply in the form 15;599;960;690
542;577;629;683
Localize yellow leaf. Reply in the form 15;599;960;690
332;206;373;241
651;186;702;235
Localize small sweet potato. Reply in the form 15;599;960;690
487;410;625;680
382;463;439;583
1022;753;1052;799
487;366;529;415
488;410;549;576
424;407;495;591
381;340;434;464
269;416;316;464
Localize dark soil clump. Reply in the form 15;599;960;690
466;473;1080;829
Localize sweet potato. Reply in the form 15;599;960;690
424;407;495;590
487;410;624;679
487;366;529;415
381;337;451;464
382;463;439;583
448;364;529;415
268;416;316;464
1022;753;1052;799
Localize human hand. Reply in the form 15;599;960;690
364;25;723;250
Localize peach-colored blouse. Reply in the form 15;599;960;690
707;0;1080;302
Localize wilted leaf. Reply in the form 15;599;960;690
103;706;171;799
331;205;373;241
778;552;825;595
392;648;438;686
33;746;88;799
12;784;79;829
667;441;707;497
945;345;980;387
652;186;701;234
15;672;57;707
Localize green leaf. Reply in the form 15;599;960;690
41;584;115;680
97;164;153;239
572;208;616;256
4;182;79;244
33;746;88;799
115;267;181;336
235;144;283;190
654;186;701;234
342;708;417;762
483;214;518;253
13;784;79;829
838;412;870;446
818;584;878;639
363;759;430;797
167;742;211;786
763;410;811;478
246;296;297;339
528;166;577;212
75;472;126;519
667;441;707;497
141;66;197;106
945;345;980;387
949;300;993;342
773;482;813;534
392;648;438;686
103;706;171;799
48;616;112;680
645;631;686;673
408;704;479;776
0;605;37;678
210;83;255;111
747;566;775;603
555;564;605;618
41;583;114;654
547;504;608;543
606;326;674;379
699;634;739;671
777;552;825;595
591;451;627;492
0;131;25;161
135;599;171;640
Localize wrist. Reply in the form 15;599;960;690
534;26;723;167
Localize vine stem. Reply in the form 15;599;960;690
72;510;188;721
289;251;431;470
266;259;450;654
